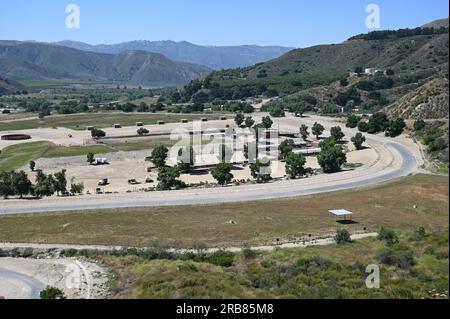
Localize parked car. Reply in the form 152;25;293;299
98;178;108;186
145;176;154;183
128;179;139;185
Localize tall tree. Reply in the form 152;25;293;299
29;160;36;172
87;152;95;164
330;126;345;142
261;116;273;129
12;171;32;198
318;138;347;173
285;152;306;179
351;133;366;150
250;158;272;183
156;165;185;190
152;145;169;168
54;169;68;195
0;172;14;199
211;162;234;185
245;116;255;128
278;139;295;160
299;124;310;141
234;113;244;127
312;122;325;140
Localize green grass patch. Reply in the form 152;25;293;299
0;141;53;172
18;79;112;89
0;141;115;171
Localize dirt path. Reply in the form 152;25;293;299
0;232;377;254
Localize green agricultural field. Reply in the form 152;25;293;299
0;174;447;247
0;112;226;131
0;141;114;171
18;79;112;89
102;229;448;299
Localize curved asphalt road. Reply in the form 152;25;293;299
0;266;45;299
0;141;417;215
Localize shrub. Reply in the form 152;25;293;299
377;245;415;270
413;119;426;132
346;114;361;128
413;227;427;241
427;137;447;153
204;250;234;267
243;246;257;260
377;227;399;245
334;229;352;244
40;286;66;299
137;128;149;136
60;248;78;257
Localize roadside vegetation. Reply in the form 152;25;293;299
97;228;448;299
412;119;448;169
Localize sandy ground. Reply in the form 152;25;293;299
0;112;420;214
0;257;109;299
10;112;379;194
0;119;235;150
24;142;374;194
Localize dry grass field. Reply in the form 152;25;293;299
0;174;447;248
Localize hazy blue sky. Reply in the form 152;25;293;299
0;0;448;47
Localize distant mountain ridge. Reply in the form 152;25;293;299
53;40;294;70
0;41;211;86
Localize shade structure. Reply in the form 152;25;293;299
329;209;353;216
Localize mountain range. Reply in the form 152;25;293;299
53;40;294;70
0;41;211;87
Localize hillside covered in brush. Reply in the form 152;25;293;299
179;18;449;119
0;41;211;87
0;75;29;96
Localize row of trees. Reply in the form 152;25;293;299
346;112;406;137
234;114;273;130
0;169;84;199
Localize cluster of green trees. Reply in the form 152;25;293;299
317;138;347;173
222;101;254;113
347;112;406;137
0;168;84;199
261;95;318;118
55;100;89;114
137;128;149;136
91;128;106;138
354;76;394;92
349;26;448;41
150;145;186;190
